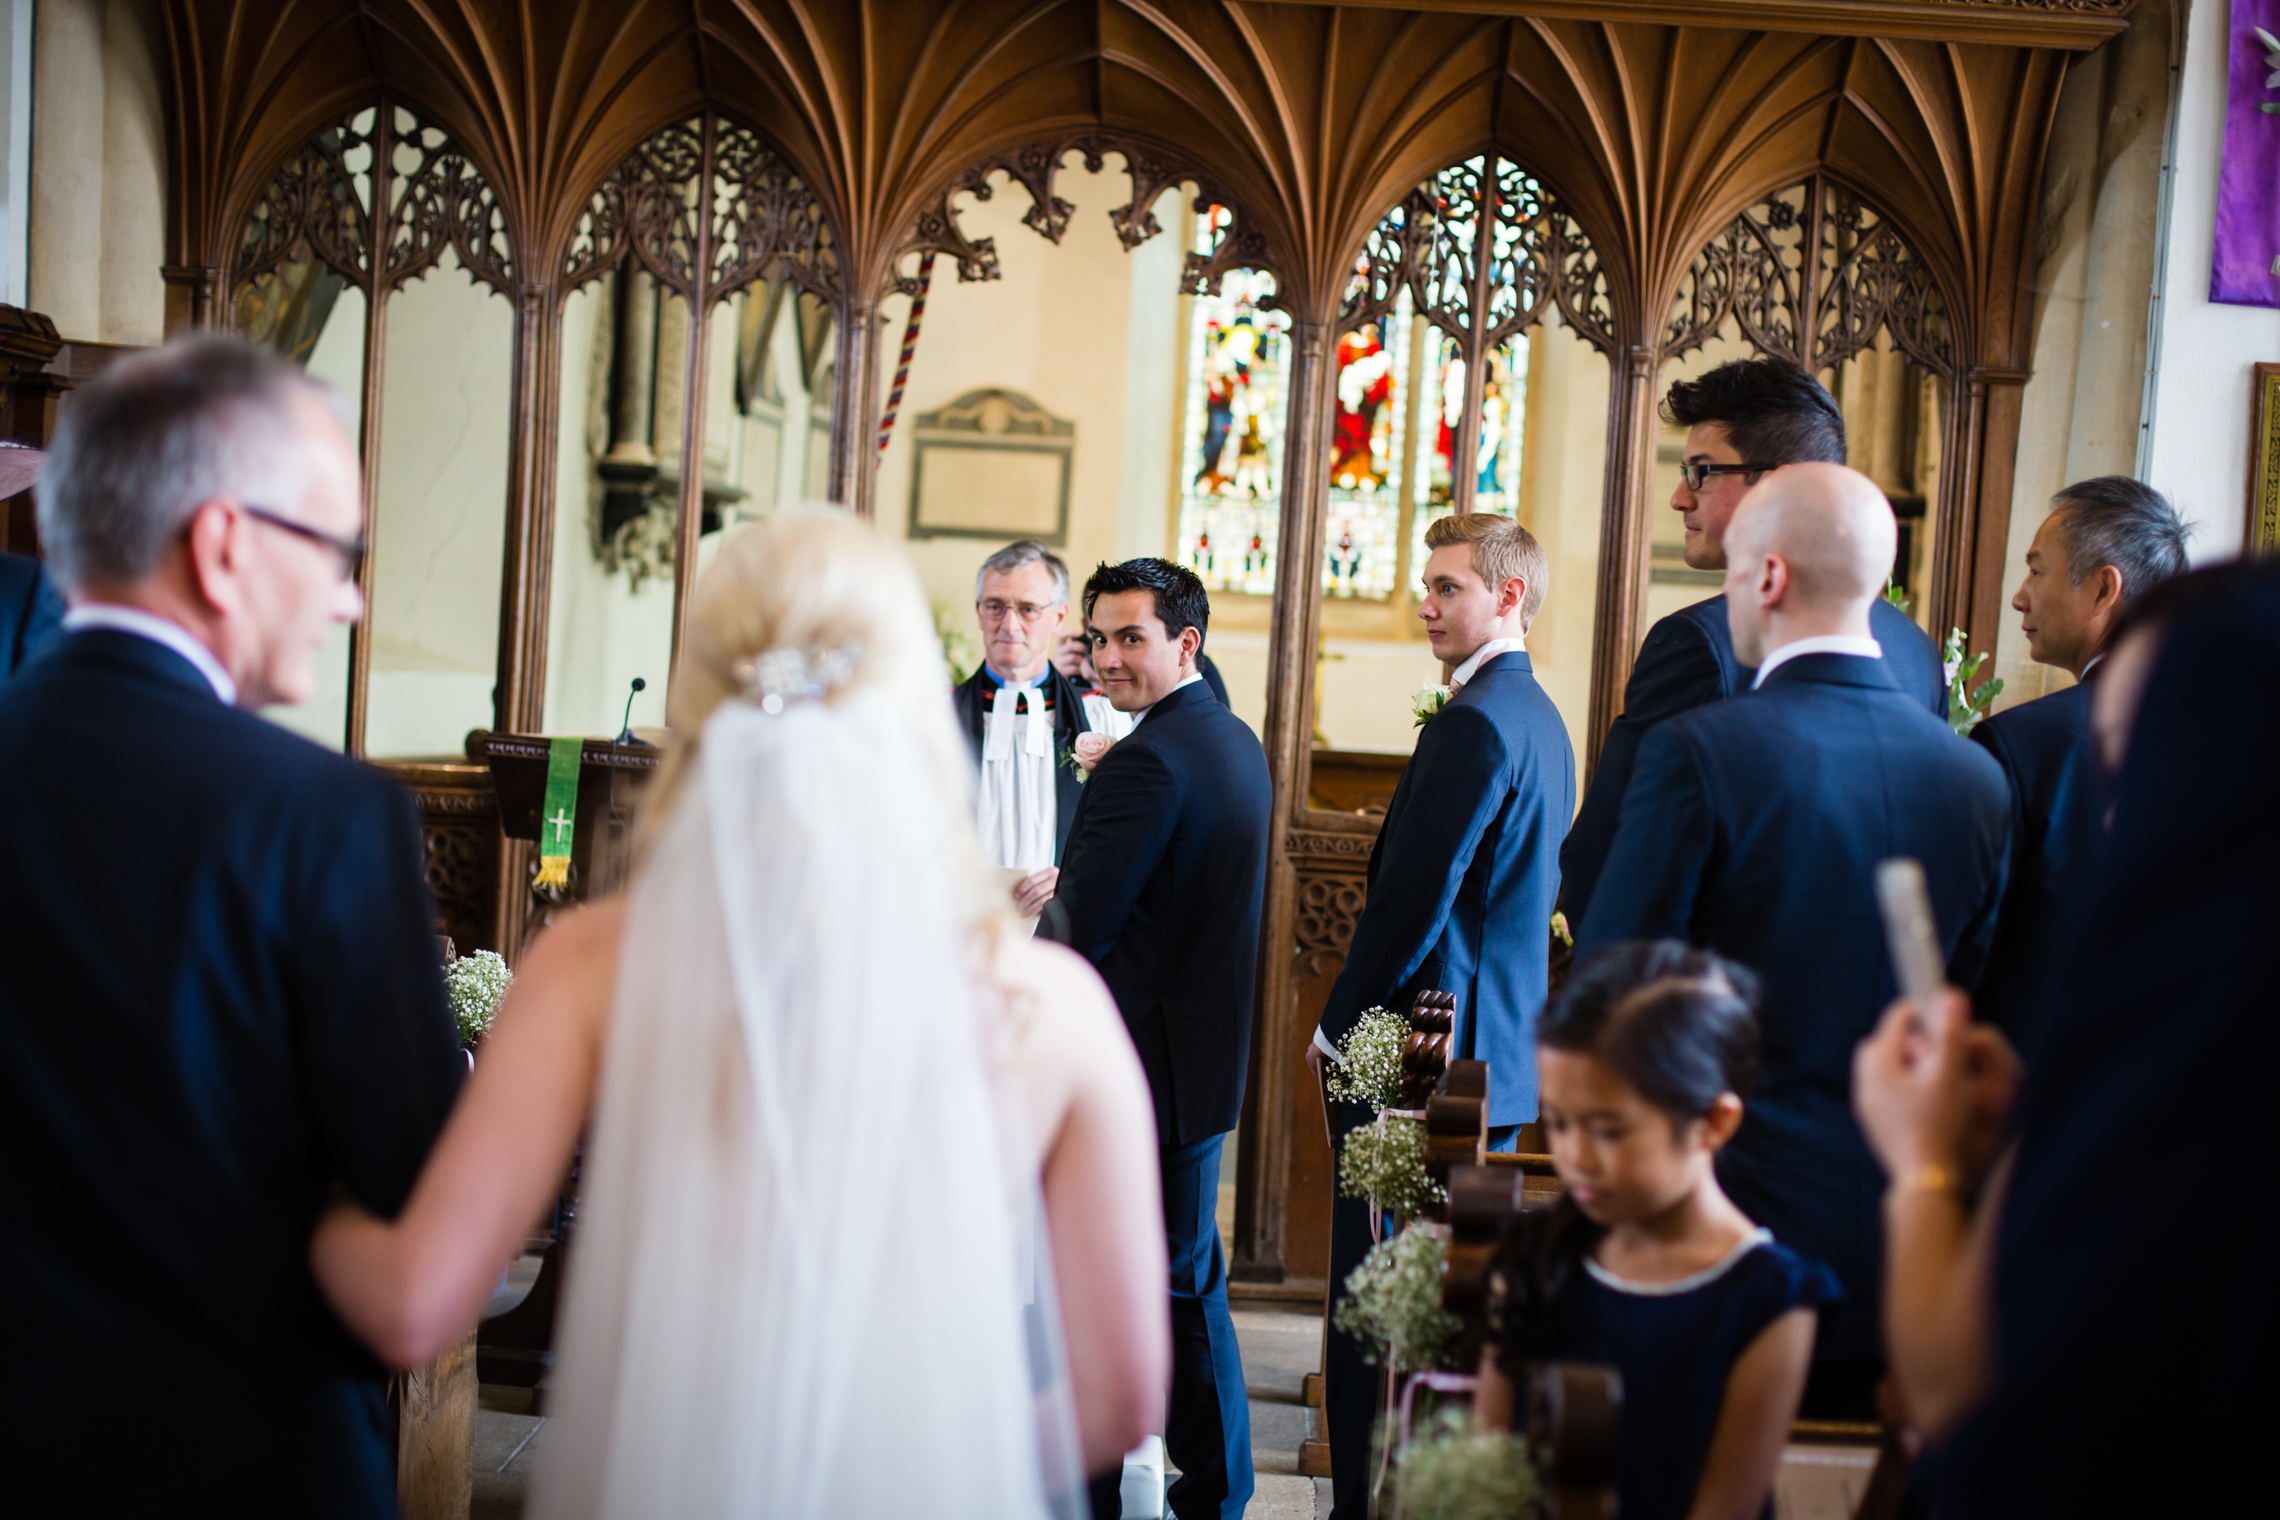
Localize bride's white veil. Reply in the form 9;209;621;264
531;511;1079;1519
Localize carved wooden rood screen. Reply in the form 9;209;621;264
1251;154;1613;1295
227;99;514;758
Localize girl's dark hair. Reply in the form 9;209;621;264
1488;940;1762;1368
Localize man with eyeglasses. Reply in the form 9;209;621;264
1558;358;1948;926
951;538;1101;917
0;336;463;1516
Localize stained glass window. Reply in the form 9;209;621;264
1177;206;1291;595
1174;157;1608;601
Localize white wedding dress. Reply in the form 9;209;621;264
531;685;1081;1518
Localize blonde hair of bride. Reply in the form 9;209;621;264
637;506;1007;936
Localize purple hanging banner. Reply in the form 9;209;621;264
2213;4;2280;307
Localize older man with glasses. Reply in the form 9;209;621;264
951;538;1103;918
0;335;464;1516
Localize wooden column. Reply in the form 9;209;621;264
1934;366;2032;662
159;264;218;334
1233;314;1334;1283
1583;344;1656;774
828;294;883;518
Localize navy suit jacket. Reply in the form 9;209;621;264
0;549;64;679
952;660;1097;863
1562;593;1947;923
1966;677;2105;1045
0;630;465;1516
1577;653;2008;1361
1316;652;1575;1126
1052;678;1272;1146
1945;568;2280;1518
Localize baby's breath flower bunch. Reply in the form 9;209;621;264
1336;1223;1461;1371
445;950;514;1047
1326;1005;1410;1111
1339;1114;1446;1218
1392;1406;1543;1520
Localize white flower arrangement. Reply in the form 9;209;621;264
1339;1113;1448;1219
445;949;514;1047
1393;1406;1543;1520
1336;1222;1462;1371
1326;1005;1411;1111
1411;685;1451;728
1940;627;2004;737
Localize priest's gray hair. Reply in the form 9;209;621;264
973;538;1070;607
35;334;348;592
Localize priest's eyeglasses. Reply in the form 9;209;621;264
978;598;1058;625
245;504;367;582
1678;460;1781;492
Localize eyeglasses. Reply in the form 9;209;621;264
1678;460;1781;492
244;504;366;582
977;599;1060;625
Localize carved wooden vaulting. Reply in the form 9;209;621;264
152;0;2136;1290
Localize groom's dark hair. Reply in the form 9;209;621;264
1084;557;1210;652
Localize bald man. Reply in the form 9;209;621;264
1577;463;2009;1417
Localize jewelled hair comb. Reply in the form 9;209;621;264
732;642;865;714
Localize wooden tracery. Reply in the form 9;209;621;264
226;98;514;757
556;111;840;675
1665;177;1955;381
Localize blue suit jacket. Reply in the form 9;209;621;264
0;630;465;1516
1577;653;2007;1361
1316;652;1574;1126
1562;593;1947;923
1966;678;2105;1046
0;549;64;679
1052;678;1272;1146
1944;567;2280;1518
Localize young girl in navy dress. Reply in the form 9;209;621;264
1475;941;1840;1520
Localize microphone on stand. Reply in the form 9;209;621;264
616;677;647;744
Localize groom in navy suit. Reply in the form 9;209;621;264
1560;360;1947;925
1310;513;1574;1520
1050;557;1272;1520
1580;464;2008;1419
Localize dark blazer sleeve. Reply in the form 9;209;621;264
1054;741;1181;968
1575;723;1716;956
286;775;465;1218
1318;704;1510;1047
1967;717;2029;994
1939;749;2012;996
1560;612;1724;922
1199;653;1230;707
1;553;64;676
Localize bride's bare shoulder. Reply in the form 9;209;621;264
992;934;1126;1054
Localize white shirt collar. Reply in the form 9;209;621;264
62;604;238;705
1133;669;1206;725
1751;634;1883;690
2080;652;2105;679
1449;637;1526;688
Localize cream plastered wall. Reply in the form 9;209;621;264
2143;0;2278;566
869;163;1209;711
363;254;517;757
27;0;163;343
1997;0;2175;713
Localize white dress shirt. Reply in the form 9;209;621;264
1751;634;1883;689
61;604;238;705
1447;636;1526;691
1131;669;1206;725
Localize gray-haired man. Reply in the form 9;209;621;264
1975;475;2190;1036
952;538;1100;916
0;335;464;1515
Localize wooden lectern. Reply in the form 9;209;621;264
467;731;661;1407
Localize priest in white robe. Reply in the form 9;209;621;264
952;540;1100;916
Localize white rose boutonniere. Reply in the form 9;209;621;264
1069;730;1116;780
1411;684;1451;728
